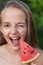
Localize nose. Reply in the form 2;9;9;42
10;27;18;35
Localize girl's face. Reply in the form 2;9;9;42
0;7;29;51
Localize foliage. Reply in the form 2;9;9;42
21;0;43;49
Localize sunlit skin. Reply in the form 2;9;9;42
0;7;30;65
0;7;43;65
0;7;29;51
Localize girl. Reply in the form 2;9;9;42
0;0;43;65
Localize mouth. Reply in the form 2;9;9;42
9;36;20;46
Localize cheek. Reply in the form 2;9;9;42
1;28;10;37
18;28;27;39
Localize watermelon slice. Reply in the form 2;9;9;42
20;39;40;64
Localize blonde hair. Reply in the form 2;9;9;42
0;0;38;47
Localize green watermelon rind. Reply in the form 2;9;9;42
22;53;40;64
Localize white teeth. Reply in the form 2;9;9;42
12;38;17;40
10;37;19;40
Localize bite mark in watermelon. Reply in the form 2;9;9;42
20;39;40;64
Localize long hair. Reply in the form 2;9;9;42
0;0;38;47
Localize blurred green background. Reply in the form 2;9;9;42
0;0;43;49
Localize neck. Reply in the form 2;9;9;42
5;44;20;56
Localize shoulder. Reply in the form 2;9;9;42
30;48;43;65
0;44;7;60
34;48;43;65
0;50;5;64
0;45;9;64
38;49;43;62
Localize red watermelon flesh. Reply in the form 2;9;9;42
20;39;40;64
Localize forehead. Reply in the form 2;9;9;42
1;7;26;23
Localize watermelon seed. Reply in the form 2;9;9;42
29;50;34;54
27;46;29;48
24;48;26;50
23;51;26;54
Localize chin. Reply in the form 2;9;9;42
11;46;20;51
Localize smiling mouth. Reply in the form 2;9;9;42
9;37;20;46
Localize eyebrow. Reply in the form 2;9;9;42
17;22;26;25
2;22;10;24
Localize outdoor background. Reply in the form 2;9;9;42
0;0;43;49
